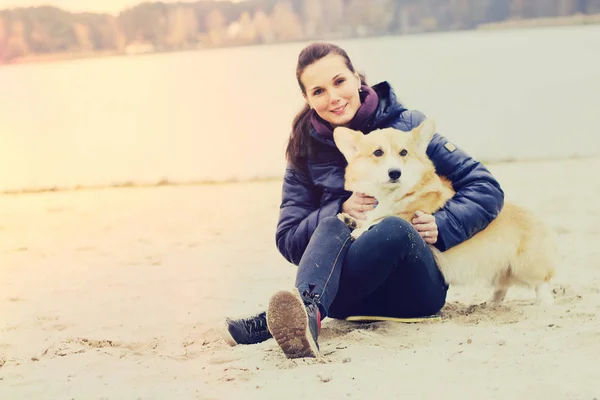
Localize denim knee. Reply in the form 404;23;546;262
319;215;343;227
372;216;420;252
311;215;350;239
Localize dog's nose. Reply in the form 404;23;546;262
388;169;401;181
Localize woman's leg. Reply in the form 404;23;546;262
267;216;353;358
268;216;447;358
223;216;352;348
293;216;354;317
293;215;446;318
328;216;448;319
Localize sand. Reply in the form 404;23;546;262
1;157;599;399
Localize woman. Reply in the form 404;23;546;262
222;42;504;358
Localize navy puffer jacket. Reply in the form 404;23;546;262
275;81;504;265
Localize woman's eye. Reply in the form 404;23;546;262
313;89;323;96
373;149;384;157
400;149;408;156
335;78;345;85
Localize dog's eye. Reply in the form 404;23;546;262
400;149;408;156
373;149;384;157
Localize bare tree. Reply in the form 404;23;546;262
303;0;323;39
271;1;303;42
322;0;345;37
206;8;227;46
253;10;275;44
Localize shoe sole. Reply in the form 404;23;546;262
267;289;319;359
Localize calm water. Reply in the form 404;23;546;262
1;25;599;192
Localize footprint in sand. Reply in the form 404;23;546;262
440;301;524;325
38;337;164;360
319;319;386;341
272;355;330;369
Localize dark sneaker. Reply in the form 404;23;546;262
221;312;272;346
266;288;321;359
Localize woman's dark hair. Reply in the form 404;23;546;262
286;42;367;171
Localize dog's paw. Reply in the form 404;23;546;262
337;213;358;230
350;227;367;240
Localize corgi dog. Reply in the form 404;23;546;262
333;119;557;305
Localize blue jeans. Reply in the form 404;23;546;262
295;216;448;319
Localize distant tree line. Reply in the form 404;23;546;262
1;0;598;63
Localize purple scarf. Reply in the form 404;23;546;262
310;84;379;139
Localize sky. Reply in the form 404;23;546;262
0;0;243;15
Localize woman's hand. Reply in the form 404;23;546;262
342;192;378;220
412;211;438;244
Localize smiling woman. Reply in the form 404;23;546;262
221;41;506;360
285;43;369;172
301;54;362;126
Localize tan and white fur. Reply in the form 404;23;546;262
333;119;557;305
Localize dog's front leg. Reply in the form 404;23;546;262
337;212;360;230
337;212;370;239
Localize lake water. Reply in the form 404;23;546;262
1;25;599;192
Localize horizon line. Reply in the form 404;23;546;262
0;0;247;16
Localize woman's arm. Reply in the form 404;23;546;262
275;165;346;265
411;111;505;252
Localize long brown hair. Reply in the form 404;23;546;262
286;42;367;171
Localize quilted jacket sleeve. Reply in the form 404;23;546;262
410;111;505;252
275;166;346;265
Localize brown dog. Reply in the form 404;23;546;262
333;119;557;304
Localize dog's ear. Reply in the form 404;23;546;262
333;127;362;161
413;118;436;152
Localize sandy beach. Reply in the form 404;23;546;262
1;156;599;399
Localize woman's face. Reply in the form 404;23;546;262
301;54;361;127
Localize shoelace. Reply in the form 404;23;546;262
302;283;322;333
245;314;267;335
302;283;320;303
